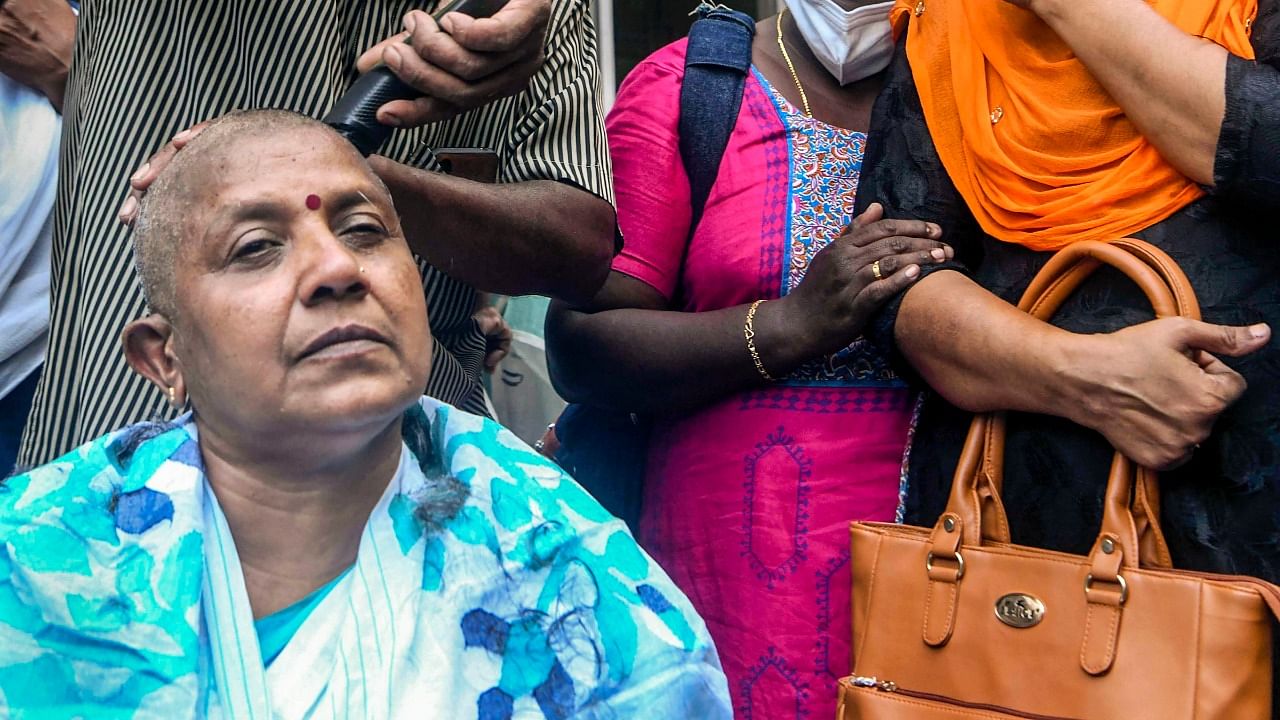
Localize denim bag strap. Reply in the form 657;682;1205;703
552;7;757;533
680;3;757;233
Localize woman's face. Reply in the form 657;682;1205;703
168;129;430;439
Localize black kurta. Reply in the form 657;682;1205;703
859;3;1280;584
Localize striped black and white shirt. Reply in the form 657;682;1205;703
19;0;611;466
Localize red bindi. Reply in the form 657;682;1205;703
305;194;322;211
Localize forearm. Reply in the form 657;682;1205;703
370;156;614;303
546;299;816;416
895;271;1085;417
1032;0;1226;185
896;268;1274;469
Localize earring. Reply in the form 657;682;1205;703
167;386;178;407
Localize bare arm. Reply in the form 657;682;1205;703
124;136;614;303
548;209;949;415
895;269;1270;468
1023;0;1228;184
548;274;819;415
120;132;615;306
369;158;613;303
119;0;615;305
357;0;613;303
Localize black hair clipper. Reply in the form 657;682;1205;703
324;0;512;156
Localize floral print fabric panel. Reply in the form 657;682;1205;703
0;424;205;718
0;399;730;719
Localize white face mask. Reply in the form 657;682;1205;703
786;0;895;86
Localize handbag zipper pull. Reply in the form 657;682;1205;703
851;676;898;692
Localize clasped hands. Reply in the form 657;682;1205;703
774;203;951;360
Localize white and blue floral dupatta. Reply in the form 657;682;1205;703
0;398;731;718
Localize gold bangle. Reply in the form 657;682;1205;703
744;299;776;382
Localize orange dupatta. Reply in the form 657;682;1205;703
891;0;1256;250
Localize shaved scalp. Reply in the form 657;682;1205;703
131;109;382;318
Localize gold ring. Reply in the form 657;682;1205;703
871;260;883;281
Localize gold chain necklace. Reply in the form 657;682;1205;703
776;9;813;117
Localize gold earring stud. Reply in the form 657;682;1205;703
168;386;177;406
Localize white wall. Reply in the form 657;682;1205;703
595;0;617;110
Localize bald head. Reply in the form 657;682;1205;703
132;109;380;317
120;106;431;454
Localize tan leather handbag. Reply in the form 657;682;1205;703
838;239;1280;720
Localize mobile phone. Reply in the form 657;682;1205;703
432;0;511;20
323;0;514;156
434;148;500;184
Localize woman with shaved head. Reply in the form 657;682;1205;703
0;109;731;719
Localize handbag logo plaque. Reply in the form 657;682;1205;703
995;593;1045;628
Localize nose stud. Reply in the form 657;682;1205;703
359;266;366;274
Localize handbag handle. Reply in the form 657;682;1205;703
942;239;1201;571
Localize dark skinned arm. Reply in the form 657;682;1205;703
122;140;615;304
894;269;1271;469
119;0;614;305
369;157;613;304
360;0;613;302
547;274;813;415
547;208;950;416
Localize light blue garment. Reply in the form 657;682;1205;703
254;568;352;667
0;397;731;719
0;73;59;399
